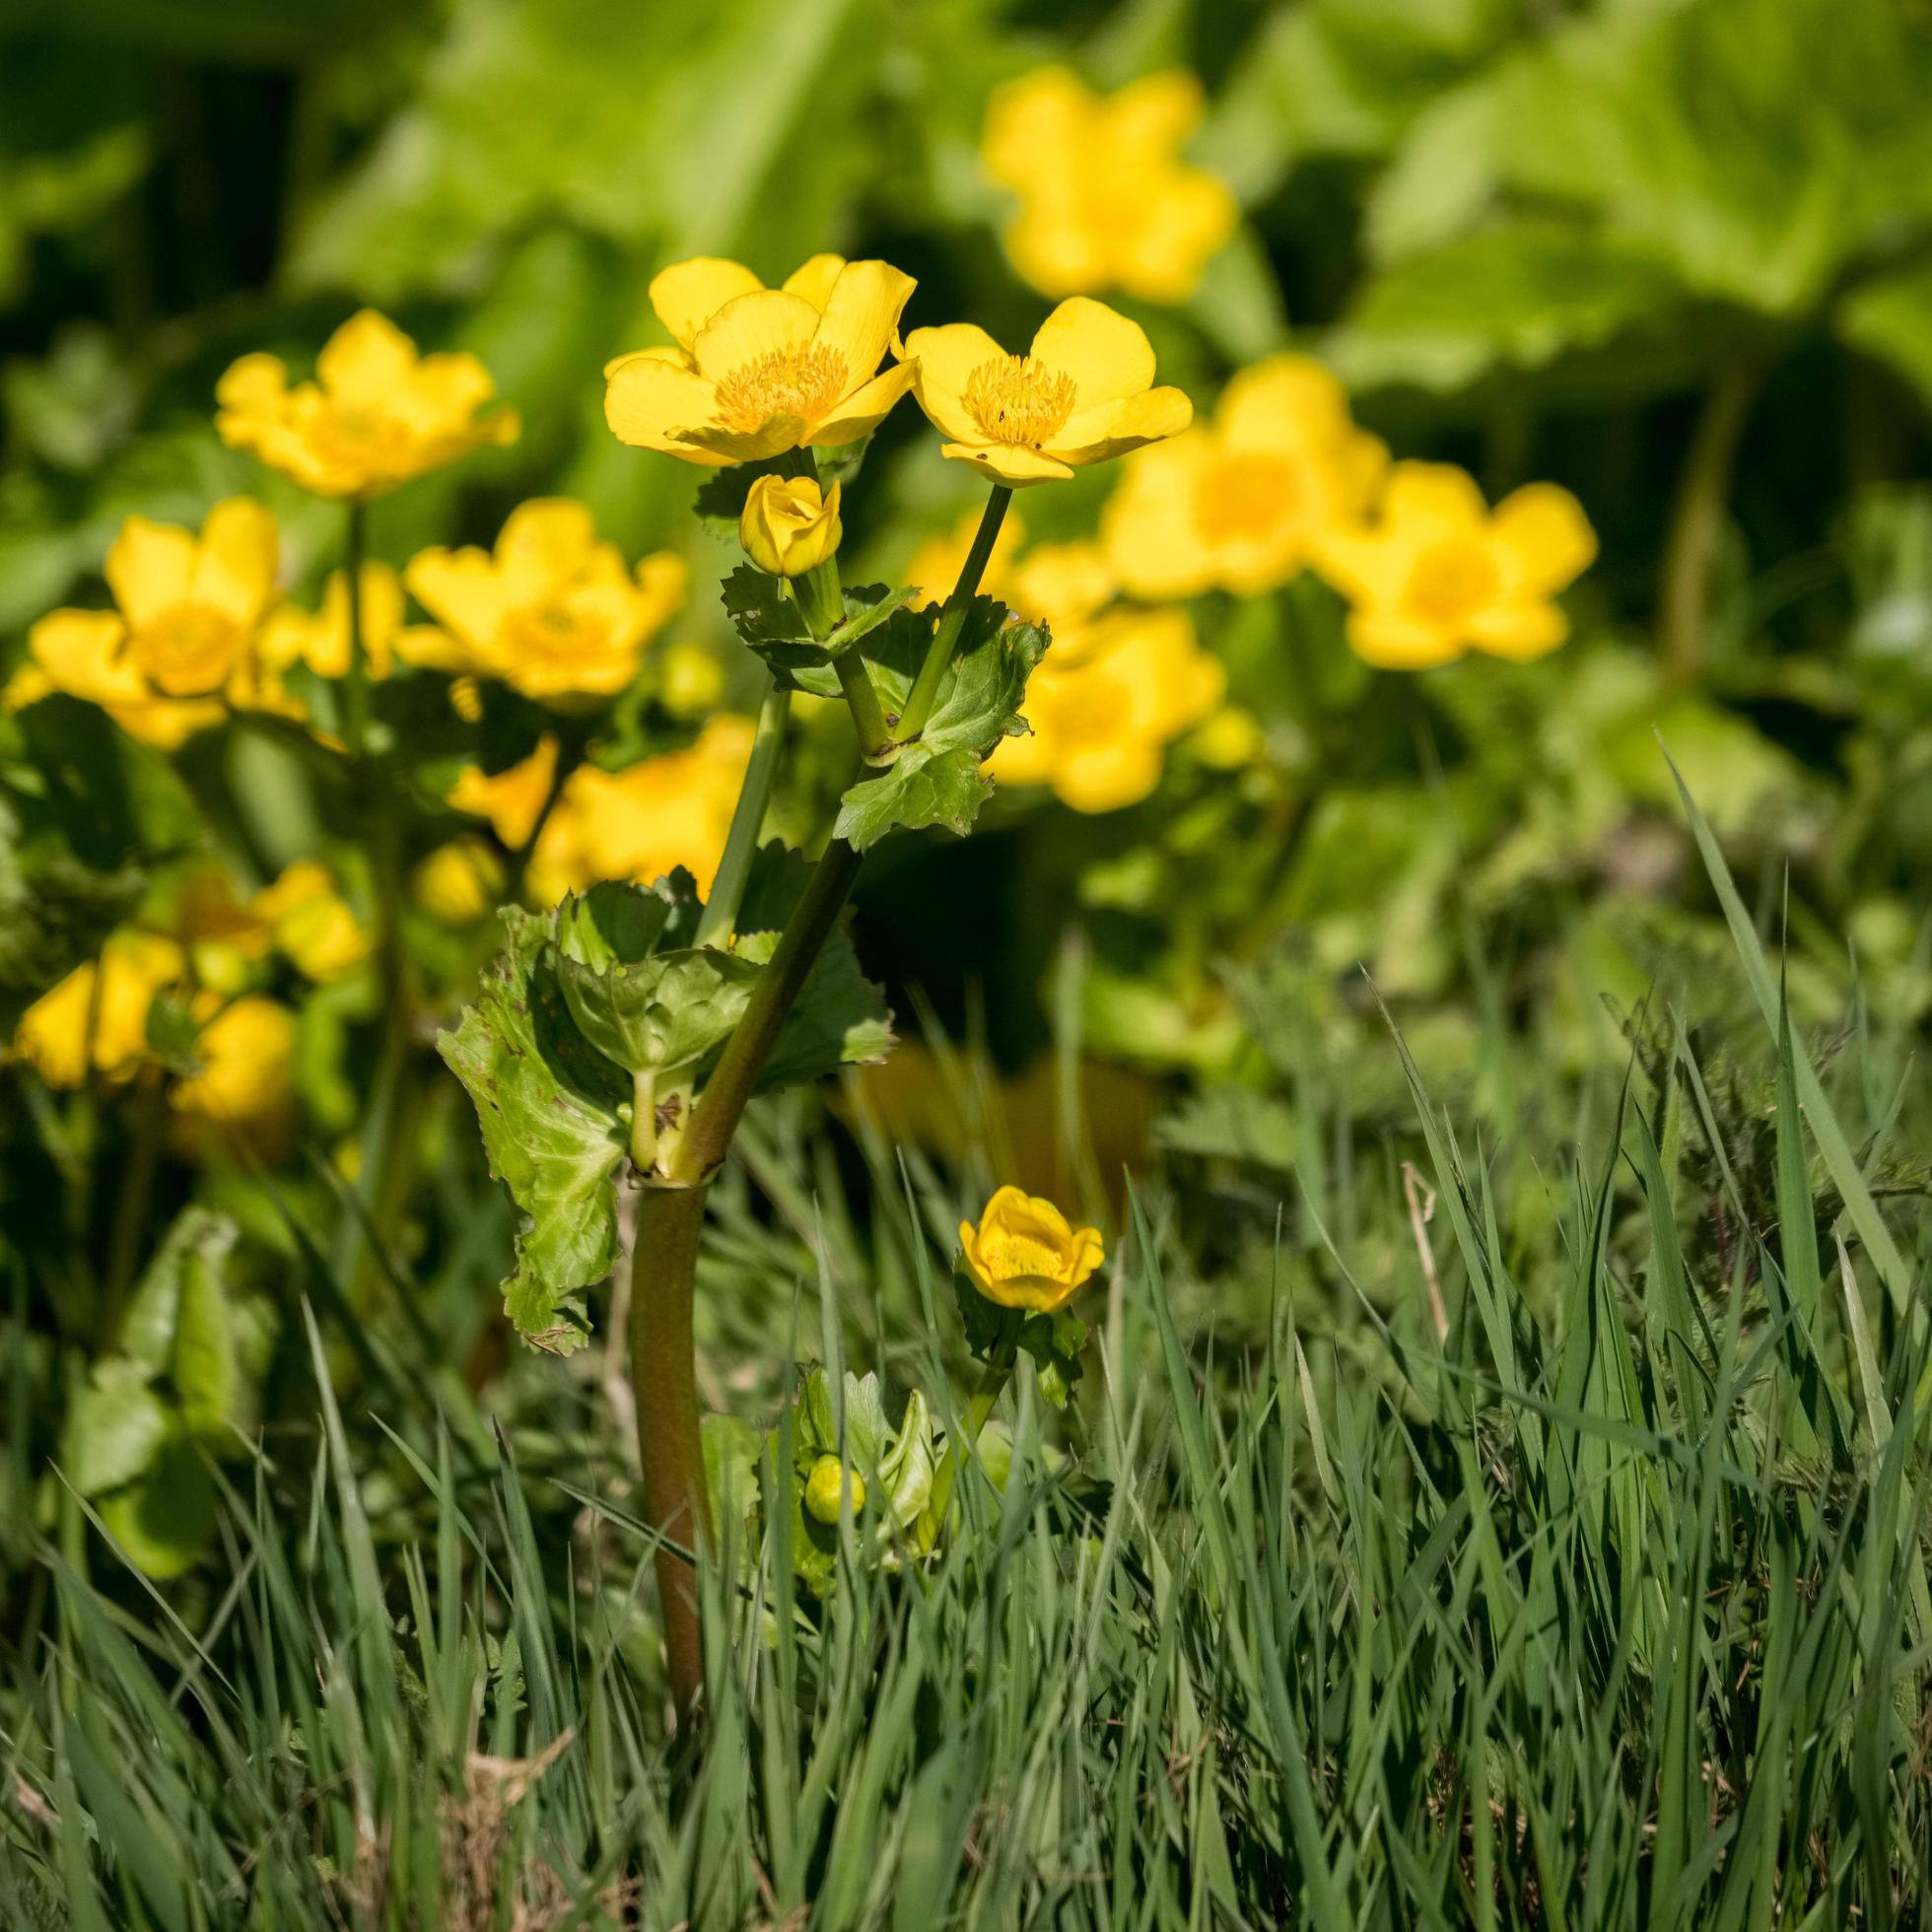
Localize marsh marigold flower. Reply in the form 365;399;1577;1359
12;932;185;1087
983;67;1236;303
903;298;1191;487
216;310;518;500
259;562;417;680
172;996;296;1129
739;474;842;578
524;717;754;905
604;256;916;466
996;604;1223;812
9;500;294;749
1103;356;1387;598
1315;463;1597;669
959;1185;1105;1313
402;500;686;704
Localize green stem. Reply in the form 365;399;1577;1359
695;675;791;949
100;1064;165;1342
629;1184;713;1723
897;485;1010;742
834;651;891;760
341;500;370;761
668;835;863;1185
1659;354;1766;691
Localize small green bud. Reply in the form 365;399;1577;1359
804;1454;864;1525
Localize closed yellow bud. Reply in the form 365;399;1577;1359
739;475;842;579
804;1454;864;1525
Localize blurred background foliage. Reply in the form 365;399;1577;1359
2;0;1931;1584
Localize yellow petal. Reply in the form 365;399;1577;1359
1467;598;1569;660
939;443;1076;487
496;498;598;601
802;361;916;448
811;259;916;396
1488;483;1597;597
1379;462;1487;542
649;257;766;350
902;322;1008;445
1003;202;1111;301
1100;434;1217;598
29;609;139;705
982;66;1091;188
1028;298;1155;411
1115;171;1237;303
1052;385;1192;466
782;253;847;310
405;548;508;654
690;288;820;382
105;516;196;632
672;417;811;463
603;354;730;463
315;310;419;402
603;343;697;380
1103;70;1207;155
1346;610;1464;669
1218;355;1351;451
214;352;288;443
188;498;280;629
1056;739;1165;813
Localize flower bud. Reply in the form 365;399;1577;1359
804;1453;864;1525
740;475;842;579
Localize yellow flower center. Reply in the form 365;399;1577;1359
126;605;242;697
1406;539;1499;629
1195;452;1300;544
504;600;602;668
316;403;416;470
713;344;849;434
964;355;1076;448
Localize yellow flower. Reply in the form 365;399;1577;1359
604;256;917;466
1102;356;1387;598
13;500;294;747
1315;464;1598;668
654;639;724;719
172;996;295;1128
739;474;843;578
402;500;686;704
448;735;560;850
412;839;504;926
1000;541;1120;658
11;932;185;1087
994;604;1223;811
902;298;1191;486
958;1185;1105;1313
982;67;1236;303
526;716;753;904
216;310;518;500
252;862;370;982
259;562;419;680
804;1455;865;1525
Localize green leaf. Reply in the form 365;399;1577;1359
752;926;893;1091
117;1208;238;1378
1156;1087;1302;1172
62;1359;169;1499
172;1231;246;1443
95;1431;217;1581
438;906;629;1351
1837;256;1932;420
556;943;763;1079
723;572;923;692
833;612;1050;851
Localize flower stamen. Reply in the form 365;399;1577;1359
964;355;1076;448
713;344;849;435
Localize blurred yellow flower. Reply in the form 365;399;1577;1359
1102;356;1387;598
605;257;916;466
527;716;754;904
412;839;504;926
739;474;842;578
10;500;294;748
994;604;1223;812
259;562;418;680
982;67;1236;303
252;862;370;982
216;310;518;500
1000;541;1120;658
1315;464;1598;669
654;639;724;719
172;995;296;1127
402;500;686;703
11;932;185;1087
448;735;560;850
902;298;1191;486
958;1184;1104;1313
